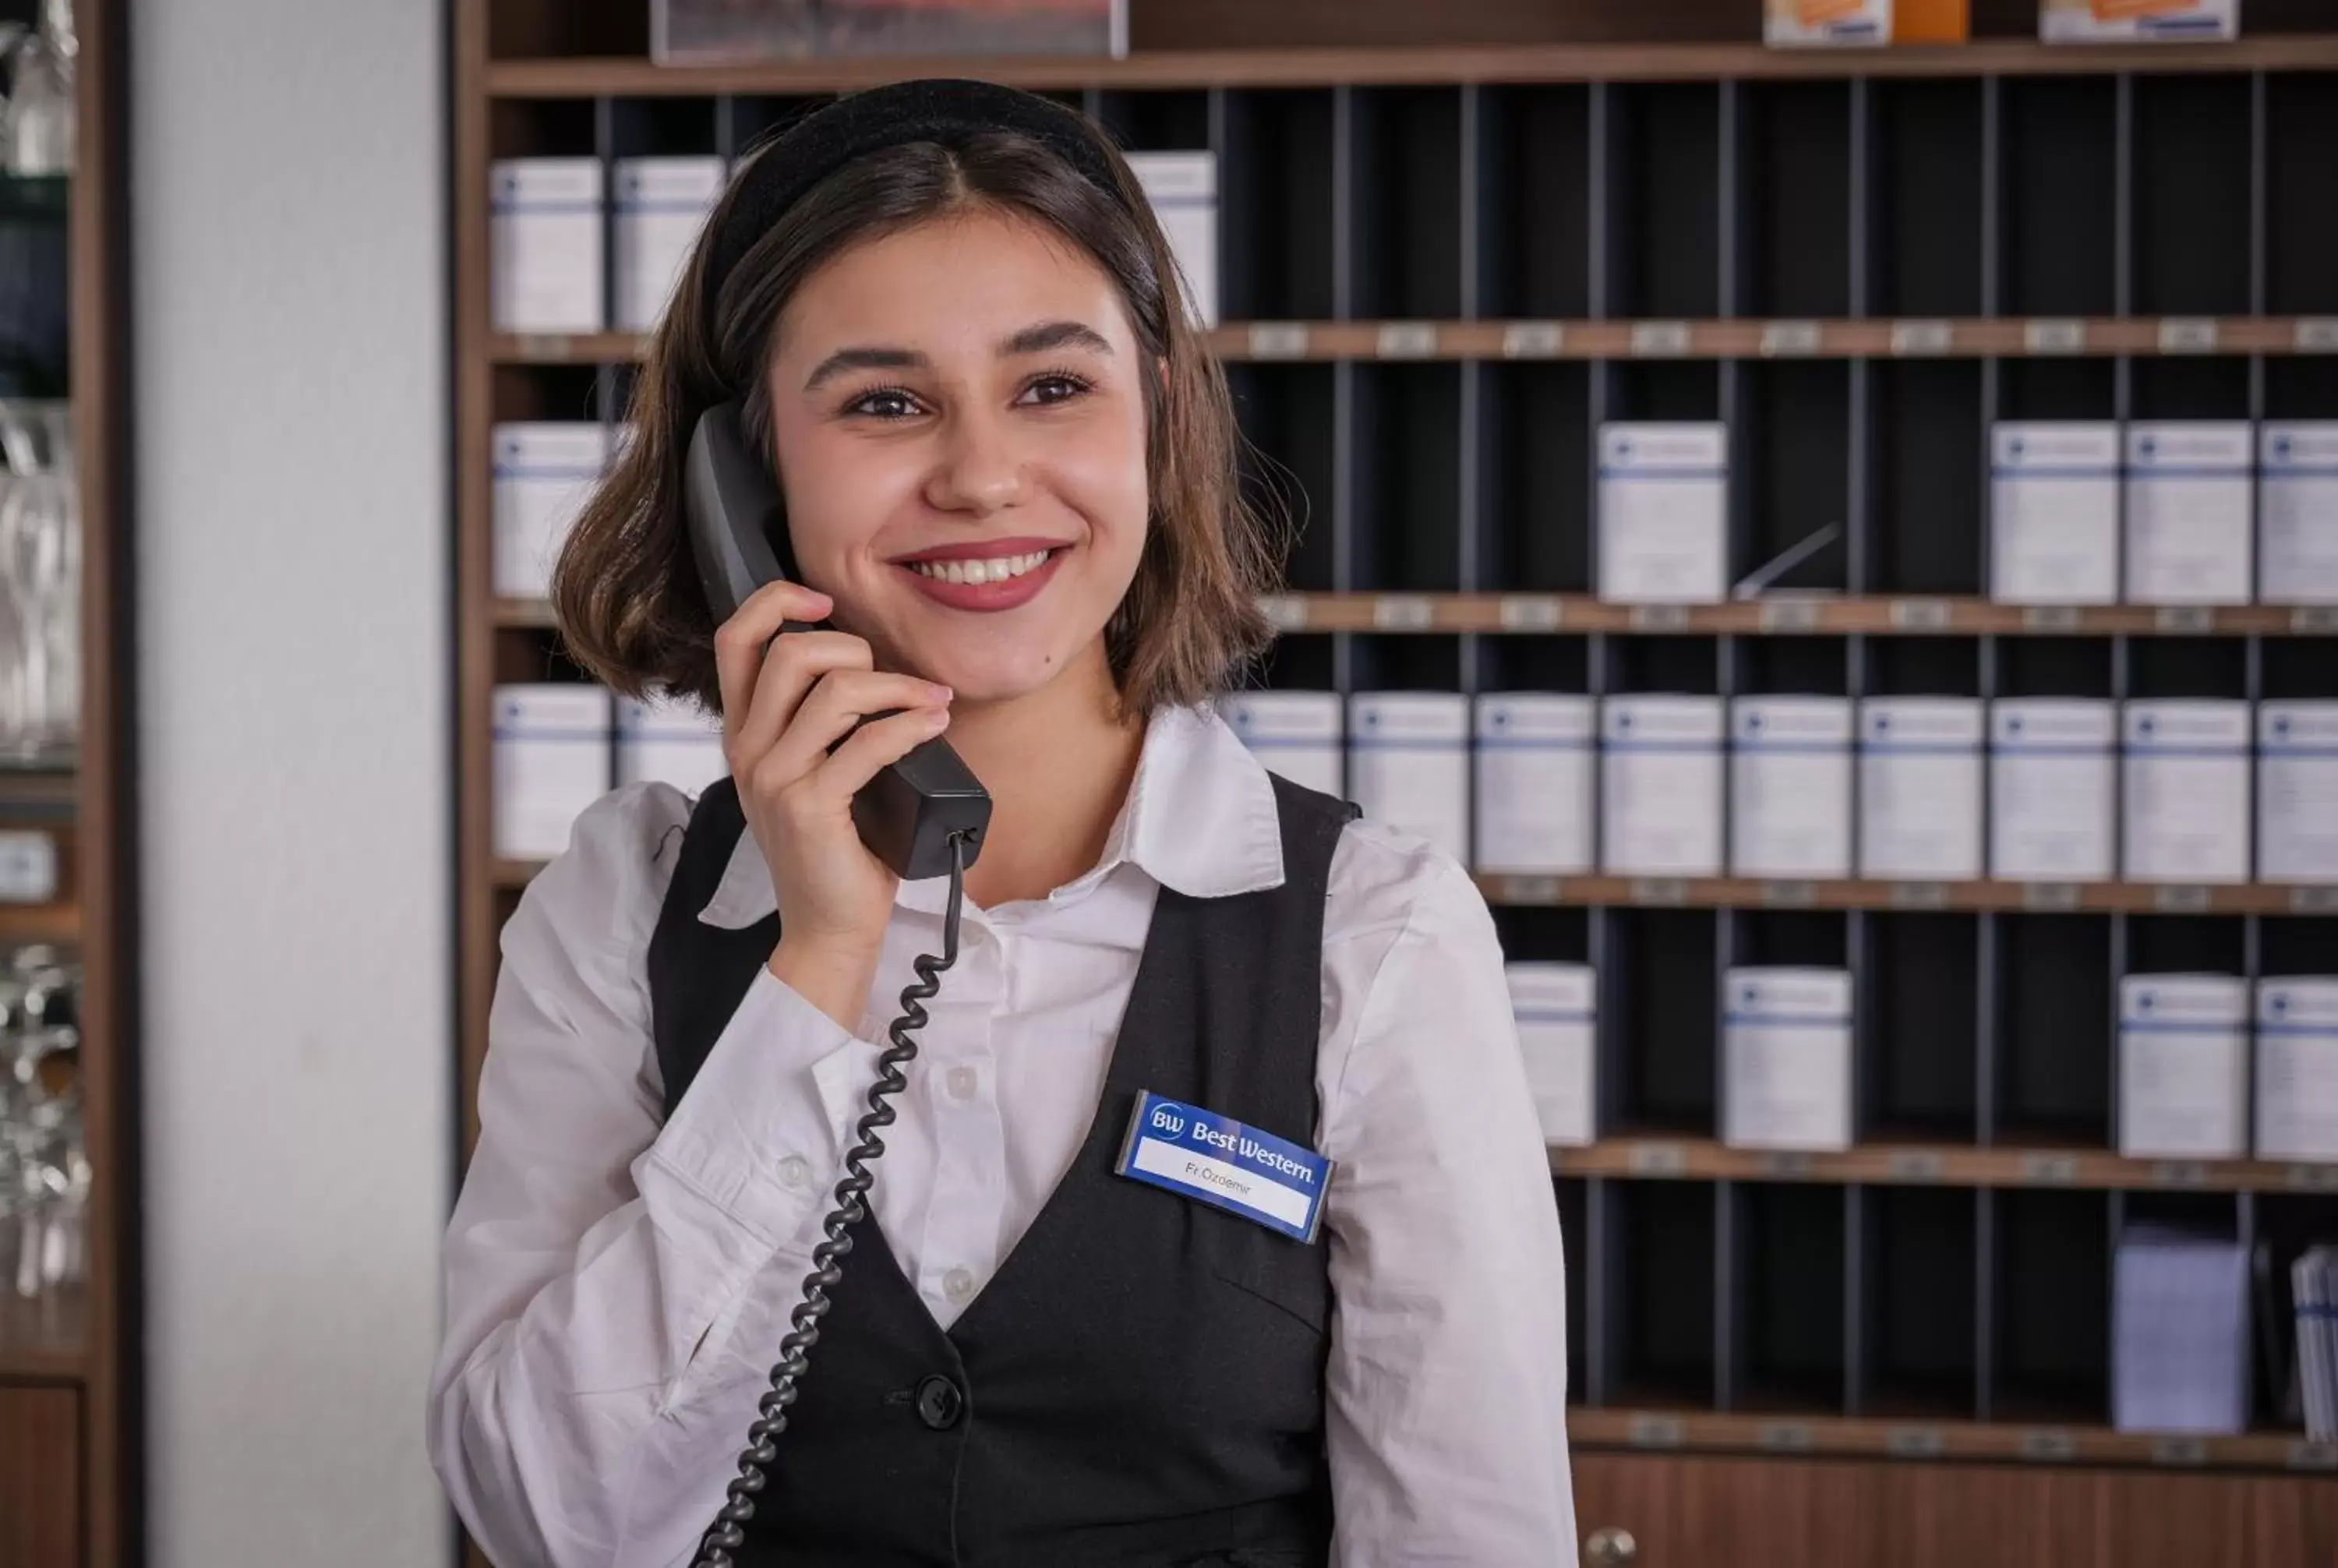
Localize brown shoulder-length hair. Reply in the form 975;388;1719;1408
551;118;1283;722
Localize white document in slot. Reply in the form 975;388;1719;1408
1508;962;1598;1146
2257;979;2338;1164
1125;152;1219;328
490;157;606;334
1858;697;1983;881
1597;424;1729;604
493;422;611;599
1347;693;1470;866
1474;694;1595;874
2259;702;2338;885
1724;967;1853;1153
2112;1225;2249;1437
2122;701;2251;885
2124;422;2253;606
2262;423;2338;605
1600;695;1724;878
616;694;726;793
1990;698;2117;882
1216;691;1343;799
493;683;614;860
2118;974;2248;1160
1730;696;1852;878
613;157;727;333
1990;422;2120;605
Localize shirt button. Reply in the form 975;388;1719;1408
913;1372;965;1430
778;1154;811;1190
945;1066;978;1102
942;1266;977;1305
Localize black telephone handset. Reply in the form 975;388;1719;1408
683;400;991;881
681;401;984;1566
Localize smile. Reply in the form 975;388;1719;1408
895;543;1069;613
906;549;1055;584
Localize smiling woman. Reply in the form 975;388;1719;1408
762;213;1148;661
430;77;1575;1568
553;101;1276;724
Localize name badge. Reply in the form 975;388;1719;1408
1113;1089;1334;1244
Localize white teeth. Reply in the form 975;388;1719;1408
908;549;1053;585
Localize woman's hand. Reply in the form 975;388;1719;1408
712;580;952;1027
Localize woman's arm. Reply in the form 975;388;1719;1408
1319;830;1579;1567
427;784;875;1567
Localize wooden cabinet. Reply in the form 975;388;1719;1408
1573;1454;2338;1568
2253;1476;2338;1566
0;1385;83;1567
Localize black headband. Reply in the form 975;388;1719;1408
705;77;1131;312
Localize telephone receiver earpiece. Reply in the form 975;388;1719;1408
682;401;991;879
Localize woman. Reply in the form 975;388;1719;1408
429;79;1574;1568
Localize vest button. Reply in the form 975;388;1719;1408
913;1373;964;1431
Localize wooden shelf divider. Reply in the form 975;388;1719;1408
493;849;2333;917
483;35;2338;97
491;315;2338;368
0;902;85;945
1481;874;2336;916
0;1289;89;1383
489;849;2337;917
1549;1137;2338;1195
497;592;2338;637
1564;1408;2338;1474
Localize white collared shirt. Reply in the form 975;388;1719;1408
429;701;1577;1567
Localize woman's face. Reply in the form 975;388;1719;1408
764;205;1150;704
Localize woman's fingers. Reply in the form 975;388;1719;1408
773;665;949;762
711;578;832;740
726;627;872;773
796;702;955;815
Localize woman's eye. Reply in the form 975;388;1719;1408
1022;375;1089;407
849;388;922;419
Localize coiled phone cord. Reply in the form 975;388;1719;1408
692;828;976;1568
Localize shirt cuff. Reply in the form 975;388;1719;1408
643;967;871;1245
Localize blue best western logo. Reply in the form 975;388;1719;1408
1114;1089;1334;1244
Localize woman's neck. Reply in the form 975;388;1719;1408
937;650;1148;911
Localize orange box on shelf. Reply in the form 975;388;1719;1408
1766;0;1970;46
1895;0;1971;42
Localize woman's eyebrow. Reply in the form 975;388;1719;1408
803;344;925;391
802;322;1111;391
999;320;1113;358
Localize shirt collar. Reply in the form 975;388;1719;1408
697;700;1286;929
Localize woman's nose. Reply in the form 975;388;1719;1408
924;406;1031;515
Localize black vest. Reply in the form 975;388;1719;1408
647;771;1361;1568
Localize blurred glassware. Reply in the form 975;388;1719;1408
0;944;82;1310
44;0;76;65
0;948;81;1299
0;397;69;474
0;23;19;172
0;0;74;178
0;398;77;765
